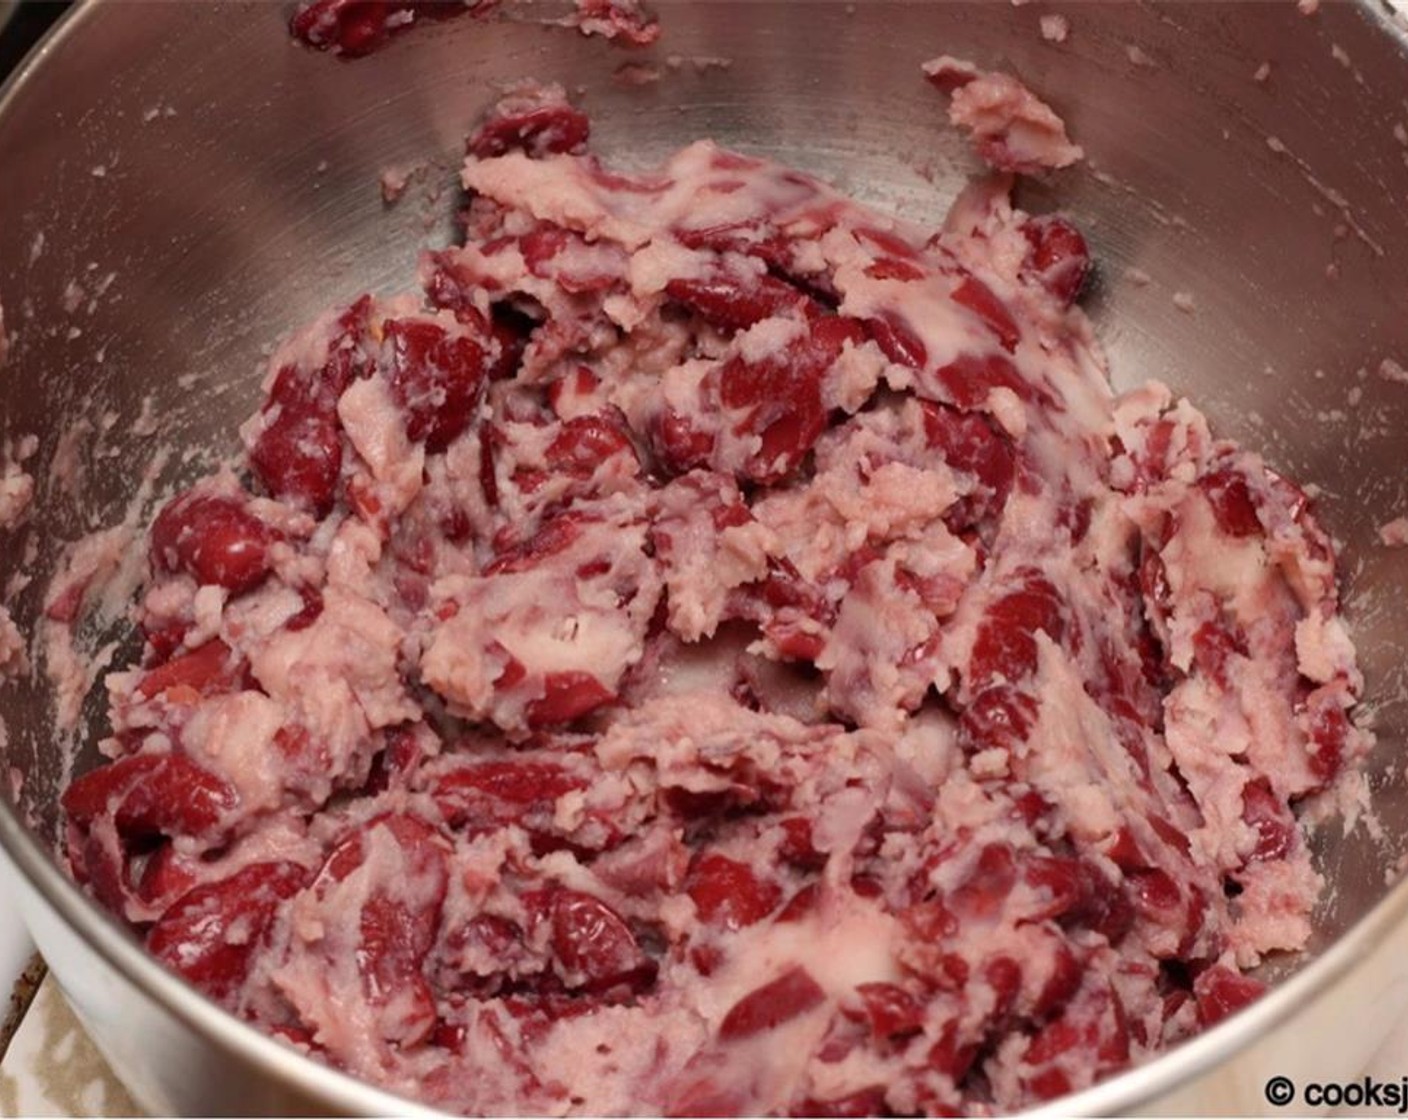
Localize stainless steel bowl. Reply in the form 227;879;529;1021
3;1;1408;1114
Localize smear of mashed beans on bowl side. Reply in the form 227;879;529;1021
52;54;1369;1118
289;0;661;56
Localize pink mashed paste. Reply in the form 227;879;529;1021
290;0;659;57
59;79;1366;1116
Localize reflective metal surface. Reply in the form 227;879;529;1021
2;1;1408;1113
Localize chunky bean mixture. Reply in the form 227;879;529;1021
58;78;1364;1116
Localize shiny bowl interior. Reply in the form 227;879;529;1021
2;0;1408;1113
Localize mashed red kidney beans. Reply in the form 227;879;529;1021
290;0;660;56
59;75;1367;1115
